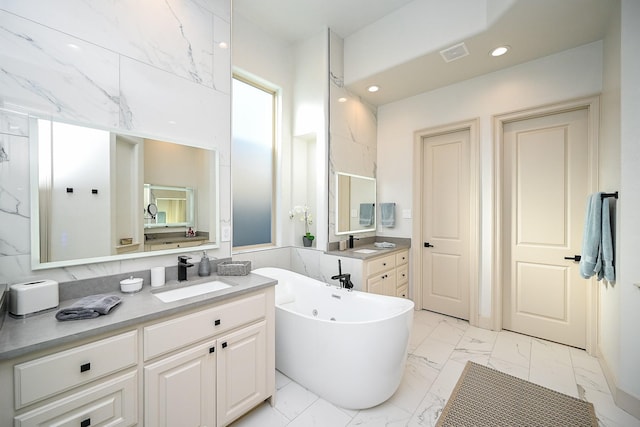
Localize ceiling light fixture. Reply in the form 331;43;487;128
338;97;347;103
218;41;228;49
367;85;379;93
490;45;510;57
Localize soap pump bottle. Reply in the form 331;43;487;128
198;251;211;276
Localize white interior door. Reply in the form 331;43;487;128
421;129;470;320
502;108;589;348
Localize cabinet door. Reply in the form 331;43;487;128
367;270;396;296
144;341;216;427
217;321;266;426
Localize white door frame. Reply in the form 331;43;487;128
412;119;480;326
492;95;600;354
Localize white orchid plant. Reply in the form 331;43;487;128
289;205;314;240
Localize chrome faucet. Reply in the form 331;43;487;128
178;255;194;281
331;259;354;290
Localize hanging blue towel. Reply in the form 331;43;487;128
380;203;396;227
579;193;603;279
600;197;615;282
359;203;374;226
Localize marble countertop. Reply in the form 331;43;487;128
0;272;276;361
325;243;411;260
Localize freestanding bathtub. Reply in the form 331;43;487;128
253;267;414;410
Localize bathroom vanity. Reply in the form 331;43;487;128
327;240;410;298
0;273;275;427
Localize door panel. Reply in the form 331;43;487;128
503;109;589;348
422;130;470;320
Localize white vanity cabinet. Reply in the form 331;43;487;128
143;289;272;427
1;286;275;427
10;331;139;427
364;249;409;298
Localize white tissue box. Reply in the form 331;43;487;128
9;280;59;317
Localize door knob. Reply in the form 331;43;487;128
564;255;582;261
424;242;434;248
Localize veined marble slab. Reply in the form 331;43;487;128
0;11;120;127
2;0;216;88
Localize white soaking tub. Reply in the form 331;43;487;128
253;267;414;410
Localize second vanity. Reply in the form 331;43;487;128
0;269;276;427
327;238;411;298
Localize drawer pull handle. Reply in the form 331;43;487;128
209;346;215;353
80;363;91;373
214;319;221;326
222;342;228;349
81;418;91;427
382;263;387;266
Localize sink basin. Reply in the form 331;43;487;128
154;281;232;303
353;249;378;254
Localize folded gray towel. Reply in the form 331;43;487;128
56;294;122;321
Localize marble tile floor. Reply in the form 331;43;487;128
231;309;640;427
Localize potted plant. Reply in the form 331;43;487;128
289;205;314;247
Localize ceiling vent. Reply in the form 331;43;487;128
440;42;469;63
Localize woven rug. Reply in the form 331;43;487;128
436;361;598;427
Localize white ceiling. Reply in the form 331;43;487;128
233;0;614;105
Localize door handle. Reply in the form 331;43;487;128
564;255;582;261
424;242;434;248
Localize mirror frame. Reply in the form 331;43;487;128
29;116;220;270
335;172;376;235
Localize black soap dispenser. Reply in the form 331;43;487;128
198;251;211;277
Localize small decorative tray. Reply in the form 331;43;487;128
217;261;252;276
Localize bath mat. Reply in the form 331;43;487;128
436;361;598;427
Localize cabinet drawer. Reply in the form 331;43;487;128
397;264;409;286
144;291;266;360
366;254;396;276
396;250;409;266
14;371;137;427
14;331;137;409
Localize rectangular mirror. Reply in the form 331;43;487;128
30;117;219;269
335;172;376;234
144;184;194;228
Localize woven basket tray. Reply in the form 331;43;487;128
217;261;252;276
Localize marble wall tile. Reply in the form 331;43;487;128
2;0;216;88
119;56;229;147
0;11;120;127
0;108;28;136
213;15;231;94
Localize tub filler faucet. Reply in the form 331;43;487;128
178;255;194;281
331;259;354;290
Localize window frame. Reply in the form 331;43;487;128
231;74;278;251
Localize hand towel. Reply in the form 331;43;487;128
56;294;122;321
380;203;396;227
600;197;615;282
359;203;374;226
579;193;603;279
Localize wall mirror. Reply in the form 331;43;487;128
144;184;194;228
335;172;376;234
30;117;220;269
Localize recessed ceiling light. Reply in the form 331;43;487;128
338;97;347;103
218;41;228;49
367;85;379;93
490;45;510;57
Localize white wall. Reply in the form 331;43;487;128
0;0;232;283
377;41;603;318
618;0;640;404
597;0;622;400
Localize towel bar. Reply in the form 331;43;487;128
601;191;618;199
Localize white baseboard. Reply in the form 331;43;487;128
597;347;640;421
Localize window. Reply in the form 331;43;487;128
231;76;276;248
